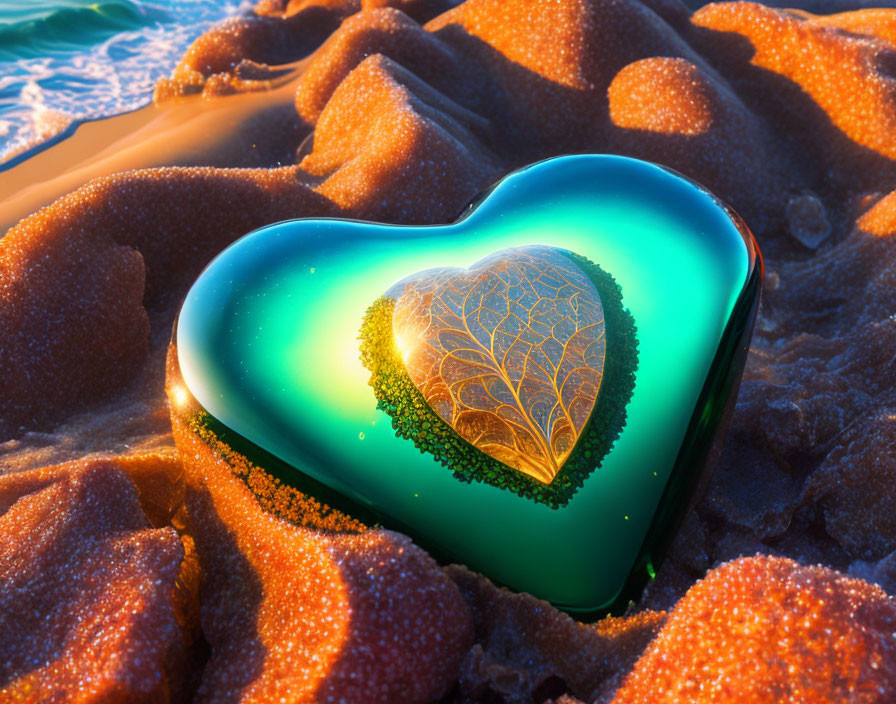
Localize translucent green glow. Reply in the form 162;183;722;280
177;155;758;612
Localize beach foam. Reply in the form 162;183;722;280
0;0;248;162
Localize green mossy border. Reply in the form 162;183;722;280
358;250;638;509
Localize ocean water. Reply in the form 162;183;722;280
0;0;248;161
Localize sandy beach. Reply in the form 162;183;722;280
2;0;896;701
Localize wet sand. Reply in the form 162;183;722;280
0;61;308;233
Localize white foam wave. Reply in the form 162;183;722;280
0;0;252;162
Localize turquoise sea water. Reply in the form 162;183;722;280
0;0;246;160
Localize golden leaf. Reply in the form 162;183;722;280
390;246;606;484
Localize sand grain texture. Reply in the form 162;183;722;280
612;556;896;703
0;459;194;703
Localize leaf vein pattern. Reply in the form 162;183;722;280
391;246;607;483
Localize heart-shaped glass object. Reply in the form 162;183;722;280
172;154;761;616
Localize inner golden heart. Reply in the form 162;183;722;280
389;246;606;484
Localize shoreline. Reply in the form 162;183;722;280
0;60;308;233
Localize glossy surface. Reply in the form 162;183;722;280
177;154;760;613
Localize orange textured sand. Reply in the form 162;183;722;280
606;55;786;228
301;52;501;220
156;0;456;100
424;0;705;157
690;2;896;192
611;555;896;703
168;348;473;704
0;459;192;703
0;166;333;436
3;0;896;700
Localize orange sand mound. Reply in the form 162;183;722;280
168;348;473;704
606;55;786;229
295;7;470;125
0;167;333;437
301;52;502;220
157;0;456;100
154;8;346;100
0;459;193;703
611;555;896;703
3;0;896;700
808;7;896;45
691;2;896;192
424;0;705;156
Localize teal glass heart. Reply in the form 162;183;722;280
174;154;761;616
